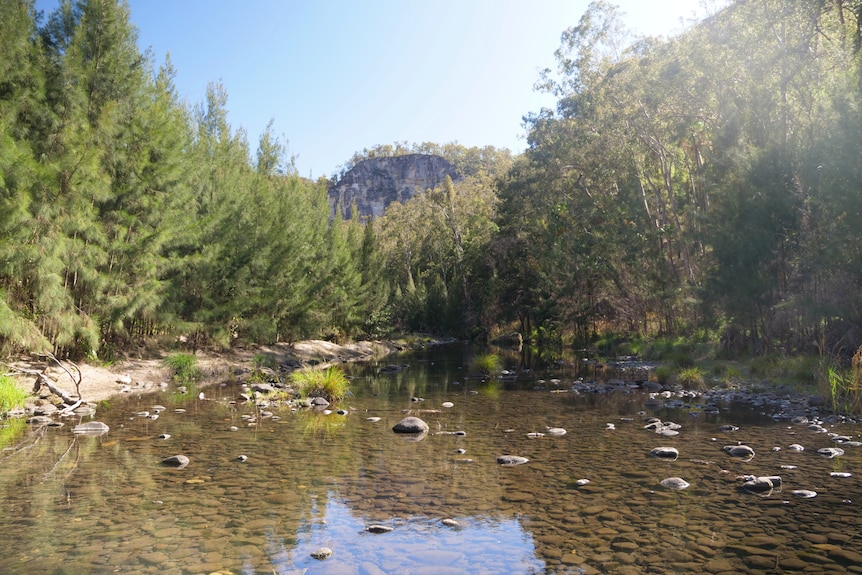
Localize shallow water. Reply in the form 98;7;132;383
1;345;860;575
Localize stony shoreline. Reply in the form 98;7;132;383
6;339;405;409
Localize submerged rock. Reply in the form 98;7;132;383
162;455;190;468
310;547;332;560
497;455;529;466
741;476;780;495
546;427;567;436
72;421;110;436
649;447;680;460
366;525;394;534
660;477;690;490
723;445;756;459
792;489;817;498
818;447;845;459
392;416;429;434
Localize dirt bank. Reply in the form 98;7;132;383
6;340;401;405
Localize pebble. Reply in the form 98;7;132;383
497;455;529;466
818;447;845;459
660;477;690;490
792;490;817;498
310;547;332;560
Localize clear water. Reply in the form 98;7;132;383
1;344;860;575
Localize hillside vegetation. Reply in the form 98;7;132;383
2;0;862;375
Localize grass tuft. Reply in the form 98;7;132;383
0;375;30;413
291;366;350;402
163;353;201;383
471;353;501;376
676;366;706;390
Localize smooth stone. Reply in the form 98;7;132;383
546;427;567;436
442;402;454;408
526;432;546;438
366;524;394;534
830;472;852;478
741;476;774;495
818;447;845;458
162;454;190;468
792;489;817;498
650;446;680;459
497;455;529;466
72;421;110;436
660;477;690;490
26;415;54;425
392;416;429;434
723;444;755;458
366;417;381;422
788;444;804;451
311;547;332;560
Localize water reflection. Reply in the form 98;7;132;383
0;344;859;574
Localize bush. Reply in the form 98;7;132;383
821;346;862;414
0;375;30;413
291;366;350;402
163;353;201;383
471;353;501;376
677;367;706;390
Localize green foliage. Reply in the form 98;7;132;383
290;366;350;402
0;376;30;413
820;346;862;414
3;0;862;363
471;353;501;376
163;353;200;383
676;367;706;390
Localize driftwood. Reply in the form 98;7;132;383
4;353;83;407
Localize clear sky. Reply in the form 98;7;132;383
36;1;724;178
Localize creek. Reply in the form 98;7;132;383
0;344;860;574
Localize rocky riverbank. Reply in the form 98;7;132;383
6;340;404;409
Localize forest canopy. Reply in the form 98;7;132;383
2;0;862;363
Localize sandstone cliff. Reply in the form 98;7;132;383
328;154;460;220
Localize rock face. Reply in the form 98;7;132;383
329;154;460;220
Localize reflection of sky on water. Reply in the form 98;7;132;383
266;494;545;574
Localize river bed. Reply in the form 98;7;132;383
1;344;860;574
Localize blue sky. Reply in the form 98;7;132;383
36;1;723;178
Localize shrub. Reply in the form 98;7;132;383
291;366;350;402
677;367;706;390
471;353;501;376
821;346;862;414
163;353;201;383
0;375;30;413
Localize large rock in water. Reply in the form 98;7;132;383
392;416;429;434
328;154;460;220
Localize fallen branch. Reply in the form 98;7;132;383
5;365;80;406
37;352;82;401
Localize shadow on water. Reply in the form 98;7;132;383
0;343;859;574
